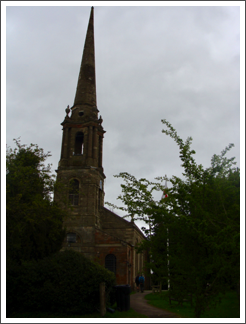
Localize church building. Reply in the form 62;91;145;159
54;7;149;290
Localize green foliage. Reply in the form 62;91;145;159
7;250;116;316
6;139;66;266
145;290;240;318
109;120;240;318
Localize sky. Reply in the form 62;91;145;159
4;3;243;226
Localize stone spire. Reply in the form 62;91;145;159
73;7;96;108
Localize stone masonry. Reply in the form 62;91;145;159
54;7;150;289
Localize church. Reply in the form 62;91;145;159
54;7;149;290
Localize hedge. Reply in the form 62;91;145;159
7;250;115;316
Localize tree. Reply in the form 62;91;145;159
6;139;66;267
108;120;240;317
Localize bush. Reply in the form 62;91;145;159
7;250;115;316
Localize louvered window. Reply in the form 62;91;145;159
75;132;84;155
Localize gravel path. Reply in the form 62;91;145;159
130;290;181;318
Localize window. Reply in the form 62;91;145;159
75;132;84;154
105;254;116;274
67;233;76;243
69;179;79;205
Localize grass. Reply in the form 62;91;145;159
145;290;240;318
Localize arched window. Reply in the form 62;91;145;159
67;232;76;243
69;179;79;205
105;254;116;274
75;132;84;155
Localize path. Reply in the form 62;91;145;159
130;290;180;318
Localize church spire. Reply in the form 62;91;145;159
73;7;96;108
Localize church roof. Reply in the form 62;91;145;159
101;207;146;240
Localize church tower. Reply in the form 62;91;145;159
54;7;149;289
55;7;105;258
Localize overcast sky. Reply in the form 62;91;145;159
4;3;242;228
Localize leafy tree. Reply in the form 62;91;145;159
6;139;66;267
108;120;240;317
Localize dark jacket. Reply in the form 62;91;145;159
139;275;145;284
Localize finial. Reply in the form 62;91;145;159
65;105;70;117
98;115;103;125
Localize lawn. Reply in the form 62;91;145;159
145;290;240;318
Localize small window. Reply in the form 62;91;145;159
67;233;76;243
69;179;79;205
105;254;116;274
79;111;84;116
75;132;84;154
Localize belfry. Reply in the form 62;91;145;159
55;7;149;289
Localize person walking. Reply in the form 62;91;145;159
139;274;145;293
135;274;140;292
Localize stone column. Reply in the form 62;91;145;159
61;126;67;159
83;129;88;157
88;126;93;158
93;127;98;164
98;135;103;167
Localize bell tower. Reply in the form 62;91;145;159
55;7;105;256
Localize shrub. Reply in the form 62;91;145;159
7;250;115;316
